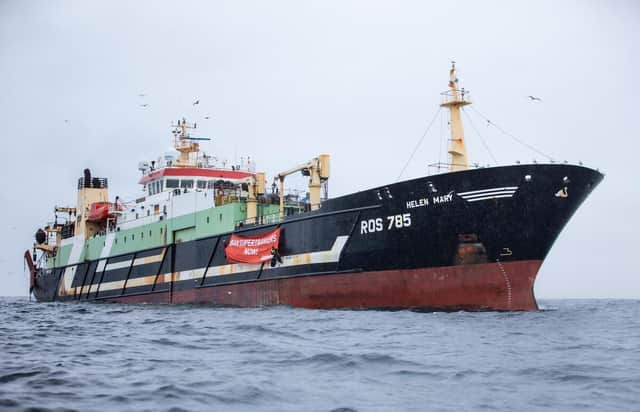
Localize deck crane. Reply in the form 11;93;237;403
274;155;330;219
243;172;266;224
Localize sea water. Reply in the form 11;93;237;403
0;298;638;411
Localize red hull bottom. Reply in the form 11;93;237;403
105;260;542;311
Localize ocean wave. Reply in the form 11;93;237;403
0;298;638;412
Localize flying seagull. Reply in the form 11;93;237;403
137;93;147;97
64;119;70;123
140;103;149;108
193;99;200;105
527;95;542;102
204;115;212;119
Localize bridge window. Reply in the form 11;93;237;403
180;179;194;189
197;180;207;189
166;179;179;189
207;181;215;189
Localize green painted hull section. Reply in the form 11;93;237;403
46;203;281;269
50;244;73;268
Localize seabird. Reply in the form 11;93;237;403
193;99;200;105
527;95;542;102
140;103;149;107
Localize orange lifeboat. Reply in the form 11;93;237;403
87;202;118;221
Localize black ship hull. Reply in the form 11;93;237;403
32;164;603;310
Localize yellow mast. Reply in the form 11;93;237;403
171;118;199;167
440;62;470;172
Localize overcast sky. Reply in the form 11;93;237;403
1;0;638;298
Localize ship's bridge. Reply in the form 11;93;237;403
139;167;255;196
137;117;259;197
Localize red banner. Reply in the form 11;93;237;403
225;229;281;264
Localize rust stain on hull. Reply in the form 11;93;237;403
107;260;542;311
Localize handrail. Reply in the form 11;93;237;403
440;88;471;105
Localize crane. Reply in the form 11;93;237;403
274;154;330;219
243;172;266;224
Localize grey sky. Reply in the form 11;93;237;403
0;0;637;298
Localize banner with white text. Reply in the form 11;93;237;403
225;229;281;264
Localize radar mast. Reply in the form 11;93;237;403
171;117;199;167
440;62;470;172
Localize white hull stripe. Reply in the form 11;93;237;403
176;235;349;281
462;190;517;199
105;260;132;271
100;233;116;259
466;194;516;202
97;260;106;272
457;186;518;196
78;236;350;294
457;186;519;202
460;190;516;199
98;252;165;273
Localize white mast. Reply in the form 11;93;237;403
440;62;470;172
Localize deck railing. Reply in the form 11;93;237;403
77;177;108;190
440;89;471;105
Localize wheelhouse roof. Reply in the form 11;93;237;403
139;167;254;185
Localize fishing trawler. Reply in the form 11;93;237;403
24;65;603;310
